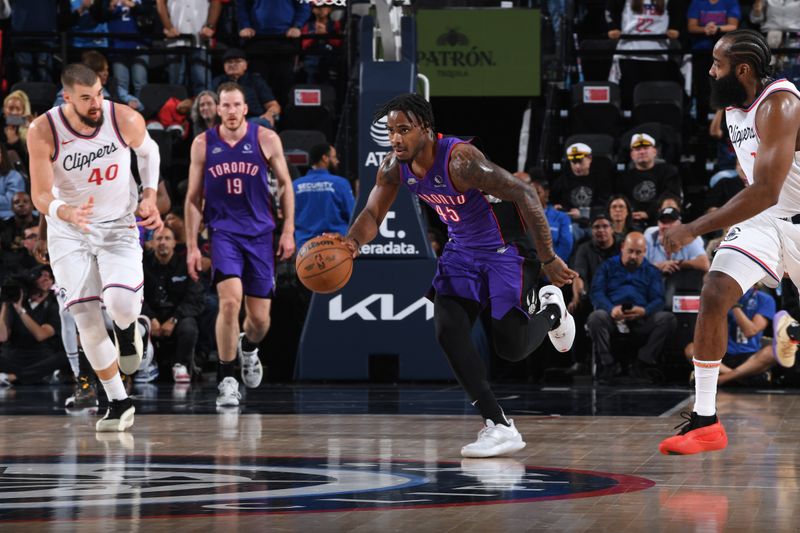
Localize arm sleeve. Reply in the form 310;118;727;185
590;261;615;312
235;0;253;30
645;266;666;315
687;0;700;20
728;0;741;20
292;0;311;28
605;0;624;31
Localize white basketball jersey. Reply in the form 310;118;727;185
46;100;136;222
616;0;671;61
726;79;800;218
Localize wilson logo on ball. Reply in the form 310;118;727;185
296;236;354;294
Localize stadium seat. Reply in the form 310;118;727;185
280;84;337;140
632;81;684;130
570;82;622;138
279;129;327;169
577;39;615;82
139;84;188;120
10;82;58;115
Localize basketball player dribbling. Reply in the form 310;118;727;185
185;82;295;408
27;63;163;431
342;94;577;458
659;30;800;454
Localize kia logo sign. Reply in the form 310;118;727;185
370;116;392;147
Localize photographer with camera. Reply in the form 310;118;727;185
0;266;64;386
587;232;677;383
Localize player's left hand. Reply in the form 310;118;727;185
542;256;578;287
662;221;695;254
277;231;296;261
137;195;163;232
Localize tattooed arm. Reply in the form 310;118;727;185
448;143;576;286
342;154;402;257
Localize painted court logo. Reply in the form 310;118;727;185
0;455;654;521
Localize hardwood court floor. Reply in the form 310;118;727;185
0;385;798;532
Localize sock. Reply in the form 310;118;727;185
218;360;237;382
67;352;80;379
114;322;136;346
99;374;128;401
537;303;561;330
472;399;510;427
241;335;259;353
692;358;721;417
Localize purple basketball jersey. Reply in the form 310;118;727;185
203;123;275;235
400;137;506;250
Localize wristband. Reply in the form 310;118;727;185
542;255;557;265
48;200;66;220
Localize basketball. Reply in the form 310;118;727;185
295;235;354;293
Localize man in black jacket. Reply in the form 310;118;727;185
615;133;682;226
142;226;205;383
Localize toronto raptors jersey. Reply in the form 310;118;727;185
726;78;800;218
45;100;136;222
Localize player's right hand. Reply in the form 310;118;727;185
542;256;577;287
187;247;203;282
325;233;360;258
67;197;93;232
33;238;49;265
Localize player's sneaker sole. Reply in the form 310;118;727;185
95;404;135;432
772;310;799;368
538;285;576;352
461;439;527;458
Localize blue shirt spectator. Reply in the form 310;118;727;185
643;208;710;275
236;0;310;35
0;169;25;220
534;180;574;261
688;0;741;50
294;144;354;250
70;0;109;48
644;228;706;263
727;287;775;355
591;254;665;317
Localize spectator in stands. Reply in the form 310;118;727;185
688;0;740;121
551;142;613;243
655;192;681;212
1;193;39;273
588;231;676;381
645;207;710;274
236;0;311;107
156;0;222;95
142;226;205;383
607;193;639;241
709;109;736;169
9;0;65;82
69;0;109;49
534;179;574;262
301;1;343;84
2;90;32;168
0;265;64;386
0;145;26;219
210;48;281;128
190;90;219;137
708;158;746;211
616;133;682;225
750;0;800;49
54;51;143;109
683;284;776;386
567;211;620;374
606;0;683;109
293;143;354;249
107;0;150;101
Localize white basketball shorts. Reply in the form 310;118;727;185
47;213;143;309
711;211;800;292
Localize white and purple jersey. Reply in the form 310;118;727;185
203;123;275;236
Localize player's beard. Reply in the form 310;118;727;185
222;115;245;132
76;107;104;128
709;71;748;109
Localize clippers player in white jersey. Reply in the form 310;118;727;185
658;30;800;454
27;63;163;432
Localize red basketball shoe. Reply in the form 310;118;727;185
659;412;728;455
